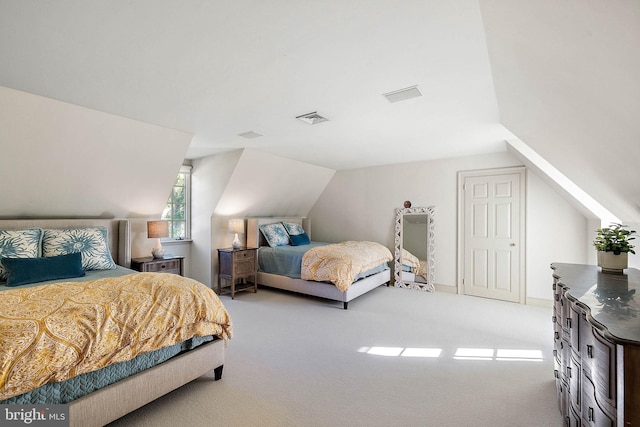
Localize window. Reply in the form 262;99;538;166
162;165;191;240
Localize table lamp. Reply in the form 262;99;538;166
147;220;169;258
229;219;244;249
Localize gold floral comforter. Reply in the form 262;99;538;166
0;273;233;400
301;241;392;292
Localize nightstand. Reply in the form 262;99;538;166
130;255;184;276
217;247;258;299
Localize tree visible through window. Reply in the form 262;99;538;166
162;165;191;240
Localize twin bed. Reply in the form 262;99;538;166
0;219;232;427
247;217;392;309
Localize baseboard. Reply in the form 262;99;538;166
525;296;553;307
434;284;457;294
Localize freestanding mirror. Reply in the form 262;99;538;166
394;206;435;291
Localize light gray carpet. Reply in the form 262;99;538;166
108;285;564;427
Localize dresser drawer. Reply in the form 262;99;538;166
580;325;616;413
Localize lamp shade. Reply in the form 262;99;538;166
228;219;245;234
147;220;169;238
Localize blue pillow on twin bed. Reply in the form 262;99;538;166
282;221;305;236
1;252;85;287
259;222;291;247
289;232;310;246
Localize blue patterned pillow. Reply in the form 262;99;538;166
259;222;290;247
42;227;116;270
282;221;305;236
0;228;42;281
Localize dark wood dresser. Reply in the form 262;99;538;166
551;263;640;426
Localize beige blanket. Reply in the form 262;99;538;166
301;241;392;292
0;273;233;400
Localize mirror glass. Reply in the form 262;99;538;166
394;206;435;291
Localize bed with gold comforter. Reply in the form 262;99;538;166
0;272;233;401
301;241;393;292
249;217;392;309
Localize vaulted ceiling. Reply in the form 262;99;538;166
0;1;638;221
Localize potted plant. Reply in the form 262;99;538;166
593;223;636;274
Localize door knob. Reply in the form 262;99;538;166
510;243;516;247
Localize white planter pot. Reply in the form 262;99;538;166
597;251;628;274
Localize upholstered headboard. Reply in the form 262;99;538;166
246;217;311;248
0;219;131;268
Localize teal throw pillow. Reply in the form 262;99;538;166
2;252;85;287
289;232;310;246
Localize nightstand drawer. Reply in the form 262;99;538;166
130;256;184;276
145;259;181;274
234;259;255;276
234;250;255;261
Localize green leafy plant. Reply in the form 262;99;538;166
593;223;637;255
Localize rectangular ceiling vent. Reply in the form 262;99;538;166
238;130;263;139
383;85;422;103
296;111;328;125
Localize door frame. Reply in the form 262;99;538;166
456;166;527;304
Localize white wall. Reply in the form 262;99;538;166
191;150;243;285
191;149;335;286
479;0;640;223
309;151;590;302
0;86;191;218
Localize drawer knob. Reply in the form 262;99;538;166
586;345;593;358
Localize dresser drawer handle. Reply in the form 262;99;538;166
554;332;560;340
588;407;594;422
566;366;571;378
587;345;593;358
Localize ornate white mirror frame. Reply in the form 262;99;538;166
394;206;435;291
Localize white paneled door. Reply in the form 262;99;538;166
459;168;525;303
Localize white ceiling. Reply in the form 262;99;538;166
0;0;514;170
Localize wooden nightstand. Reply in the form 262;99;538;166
217;247;258;299
130;255;184;276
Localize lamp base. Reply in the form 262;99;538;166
232;233;242;249
152;239;165;259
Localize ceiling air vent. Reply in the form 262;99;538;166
296;111;328;125
383;85;422;103
238;131;263;139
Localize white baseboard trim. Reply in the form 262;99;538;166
525;297;553;307
434;284;457;294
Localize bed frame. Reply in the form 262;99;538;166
0;218;225;427
247;217;390;309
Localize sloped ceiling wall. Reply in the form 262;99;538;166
0;86;192;218
479;0;640;223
